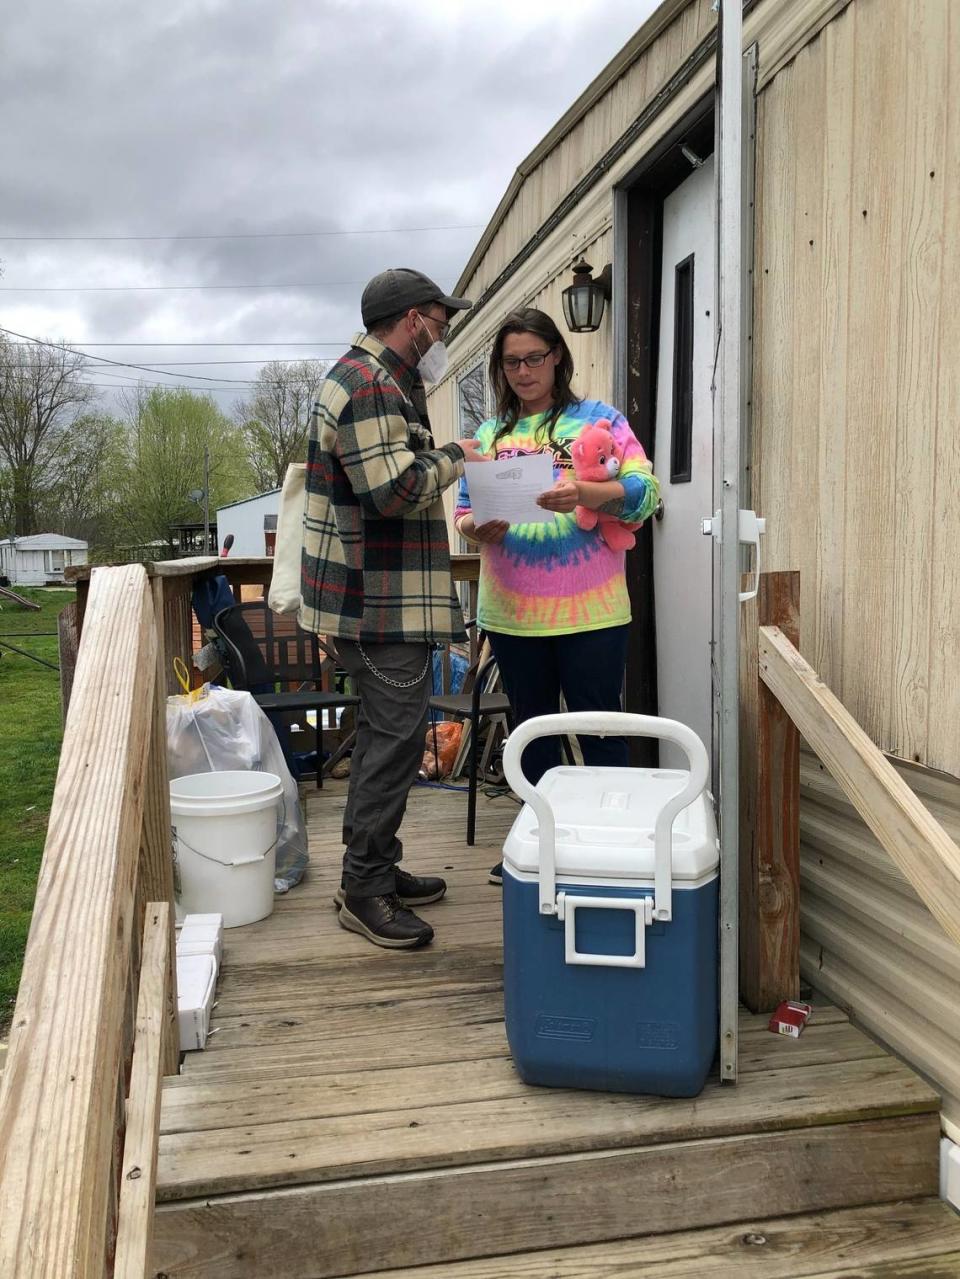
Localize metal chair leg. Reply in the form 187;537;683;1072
466;712;479;846
316;715;323;789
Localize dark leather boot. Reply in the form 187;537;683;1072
338;892;434;949
333;867;447;909
393;867;447;905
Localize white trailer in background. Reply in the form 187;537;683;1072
0;533;88;586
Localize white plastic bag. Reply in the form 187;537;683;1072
268;462;306;614
166;684;309;891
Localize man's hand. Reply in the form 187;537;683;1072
536;479;580;513
458;514;509;545
458;438;491;463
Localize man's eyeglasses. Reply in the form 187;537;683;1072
416;312;451;341
501;349;555;372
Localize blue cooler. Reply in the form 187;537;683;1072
501;712;718;1097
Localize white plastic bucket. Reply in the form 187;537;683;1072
170;771;284;928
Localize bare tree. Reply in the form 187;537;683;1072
235;359;329;490
457;362;488;437
39;411;129;546
0;336;96;535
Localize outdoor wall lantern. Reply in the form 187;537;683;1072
561;257;612;333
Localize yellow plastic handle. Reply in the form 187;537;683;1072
173;656;192;695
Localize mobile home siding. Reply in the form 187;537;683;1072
799;749;960;1132
744;0;960;1123
752;0;960;779
215;491;280;559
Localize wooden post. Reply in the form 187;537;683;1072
57;598;80;721
739;571;800;1012
114;903;170;1279
144;578;180;1074
155;575;195;697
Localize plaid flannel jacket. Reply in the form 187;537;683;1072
299;332;467;644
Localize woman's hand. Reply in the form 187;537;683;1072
458;514;510;545
536;479;580;514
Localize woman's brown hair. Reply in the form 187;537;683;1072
488;308;580;444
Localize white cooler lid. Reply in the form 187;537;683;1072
503;765;718;882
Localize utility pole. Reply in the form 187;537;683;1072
203;446;210;554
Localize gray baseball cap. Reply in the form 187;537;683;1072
361;268;472;327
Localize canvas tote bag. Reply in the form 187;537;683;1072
267;462;306;614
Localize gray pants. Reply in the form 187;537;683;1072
335;640;431;897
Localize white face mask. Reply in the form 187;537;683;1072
413;317;449;384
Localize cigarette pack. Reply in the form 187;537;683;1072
768;1000;813;1038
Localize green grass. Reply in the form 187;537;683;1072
0;588;72;1034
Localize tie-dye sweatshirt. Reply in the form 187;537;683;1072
454;398;659;637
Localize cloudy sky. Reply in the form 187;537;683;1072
2;0;659;410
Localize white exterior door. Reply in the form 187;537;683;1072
652;157;716;768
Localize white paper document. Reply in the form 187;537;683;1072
464;453;557;526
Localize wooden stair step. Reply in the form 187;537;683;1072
174;1000;851;1081
150;1117;941;1277
341;1198;960;1278
156;1053;937;1201
160;1020;889;1133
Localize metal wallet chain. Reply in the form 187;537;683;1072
356;641;431;689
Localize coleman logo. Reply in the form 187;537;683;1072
534;1014;596;1041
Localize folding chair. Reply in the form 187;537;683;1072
429;638;513;845
213;602;359;788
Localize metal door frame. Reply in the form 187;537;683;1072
613;12;758;1083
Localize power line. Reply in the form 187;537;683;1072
0;280;373;292
10;340;349;347
0;326;260;386
100;358;330;367
0;222;484;243
77;364;247;388
83;381;246;393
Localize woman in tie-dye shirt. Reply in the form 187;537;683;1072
455;309;659;881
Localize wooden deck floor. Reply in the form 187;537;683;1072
151;779;957;1278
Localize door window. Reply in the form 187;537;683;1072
670;254;695;484
457;360;489;438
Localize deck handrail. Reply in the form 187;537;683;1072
66;554;482;700
0;564;177;1277
758;624;960;949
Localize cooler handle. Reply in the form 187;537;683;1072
558;892;653;969
501;712;709;923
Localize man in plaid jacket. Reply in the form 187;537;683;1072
300;268;487;949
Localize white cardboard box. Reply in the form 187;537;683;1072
181;912;224;929
177;953;217;1051
176;917;224;968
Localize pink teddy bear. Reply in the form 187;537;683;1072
570;419;639;552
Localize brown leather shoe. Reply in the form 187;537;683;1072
338;892;434;949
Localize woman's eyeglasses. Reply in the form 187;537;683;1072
501;349;555;372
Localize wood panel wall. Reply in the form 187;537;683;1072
752;0;960;778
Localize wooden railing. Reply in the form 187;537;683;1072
0;564;178;1276
740;569;960;1010
759;623;960;951
1;552;483;1275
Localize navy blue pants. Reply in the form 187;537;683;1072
487;625;630;786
